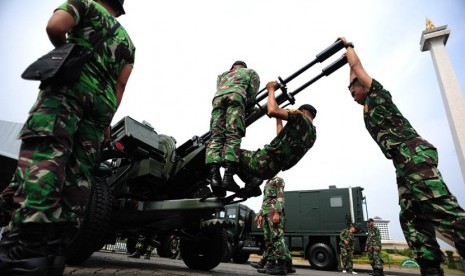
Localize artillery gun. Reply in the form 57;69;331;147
62;40;350;270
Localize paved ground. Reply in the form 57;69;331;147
62;252;454;276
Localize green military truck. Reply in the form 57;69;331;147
219;186;368;271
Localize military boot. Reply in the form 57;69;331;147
0;223;49;275
221;162;240;193
286;260;296;274
237;168;262;197
127;251;141;258
207;163;225;197
257;261;275;273
372;268;383;276
418;260;444;276
420;266;444;276
250;258;266;269
266;259;287;275
46;223;73;276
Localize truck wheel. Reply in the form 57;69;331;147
232;251;250;264
65;177;113;265
307;242;337;271
180;229;228;270
222;240;234;262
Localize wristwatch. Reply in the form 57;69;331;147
345;42;354;49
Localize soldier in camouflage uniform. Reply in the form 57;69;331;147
365;218;384;276
340;37;465;276
127;233;157;260
205;61;260;197
339;224;358;274
238;81;317;190
0;1;135;275
252;176;295;275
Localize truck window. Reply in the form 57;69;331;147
330;196;343;207
226;208;236;219
240;209;246;220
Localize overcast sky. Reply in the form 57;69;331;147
1;0;464;247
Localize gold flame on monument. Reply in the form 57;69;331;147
426;18;435;30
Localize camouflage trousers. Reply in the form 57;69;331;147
136;234;157;256
6;85;113;225
367;248;383;269
239;146;281;180
393;137;465;262
340;246;354;271
205;93;245;165
262;214;291;263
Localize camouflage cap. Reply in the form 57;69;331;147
231;60;247;70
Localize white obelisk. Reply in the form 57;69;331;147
420;19;465;184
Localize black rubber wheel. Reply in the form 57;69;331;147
307;242;337;271
221;240;234;262
232;250;250;264
180;229;228;270
65;178;113;265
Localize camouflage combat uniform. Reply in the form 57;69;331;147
363;79;465;263
339;228;354;272
8;0;135;225
366;225;383;270
205;67;260;165
258;176;292;264
239;109;316;180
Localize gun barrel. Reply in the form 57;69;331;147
184;41;348;154
290;56;348;97
315;39;345;63
254;39;344;103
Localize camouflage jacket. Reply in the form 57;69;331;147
363;79;419;159
214;67;260;107
259;176;285;217
57;0;136;111
265;109;316;170
339;229;354;250
366;226;382;249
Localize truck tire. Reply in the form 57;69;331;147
180;229;228;270
221;240;234;262
232;251;250;264
65;177;113;265
307;242;337;271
